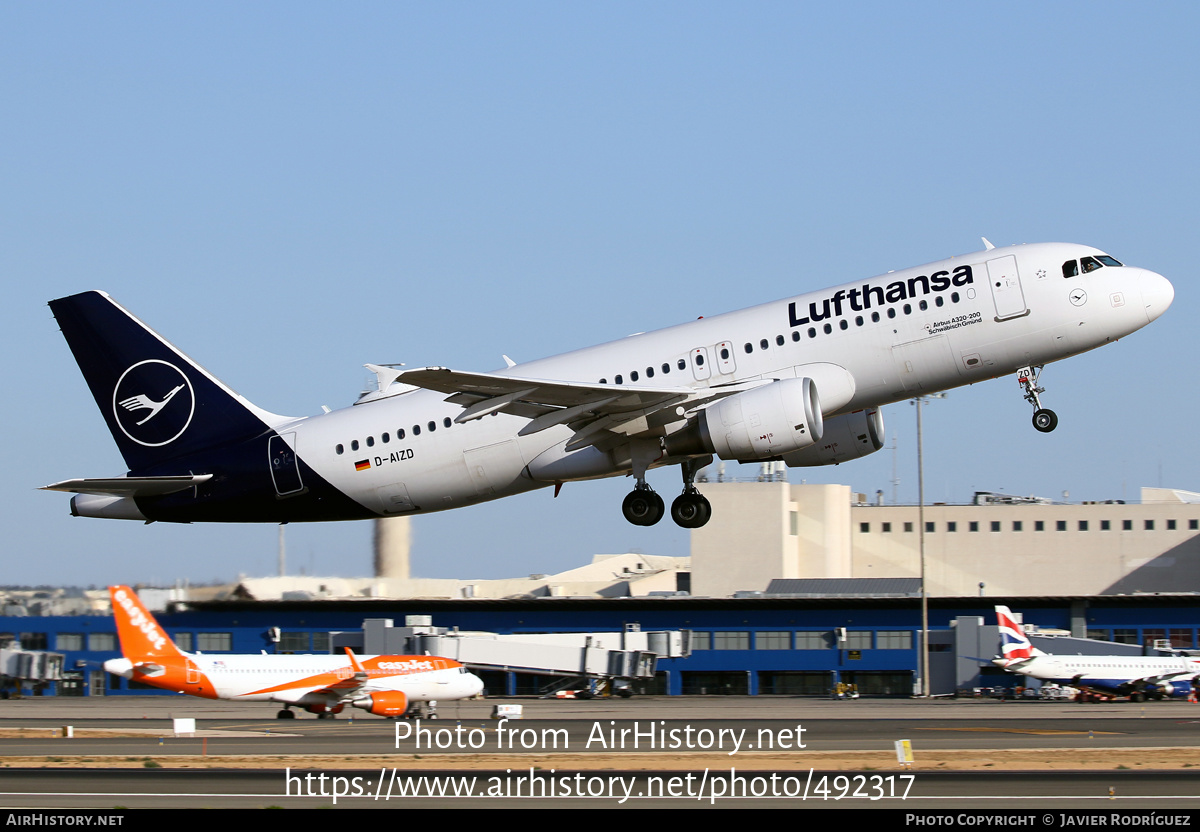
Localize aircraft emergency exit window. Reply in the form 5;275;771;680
336;444;344;455
776;335;785;346
744;343;753;354
695;353;706;366
366;436;374;447
1097;255;1123;267
1081;256;1102;273
839;320;848;330
1063;260;1079;278
443;417;452;428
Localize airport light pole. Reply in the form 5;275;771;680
913;393;945;698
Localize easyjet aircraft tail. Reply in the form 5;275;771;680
109;585;184;662
49;291;291;473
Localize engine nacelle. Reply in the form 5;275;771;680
782;408;884;467
689;377;823;462
1156;682;1176;697
352;690;409;717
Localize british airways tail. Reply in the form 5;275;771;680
48;291;291;472
995;605;1041;666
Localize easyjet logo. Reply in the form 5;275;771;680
377;660;435;672
113;588;168;652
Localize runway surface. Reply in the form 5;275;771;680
3;696;1200;809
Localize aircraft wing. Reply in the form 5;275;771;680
40;475;213;497
396;366;764;451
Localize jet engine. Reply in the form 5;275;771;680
665;377;823;462
351;690;409;717
782;408;884;467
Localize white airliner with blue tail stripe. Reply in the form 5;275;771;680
42;240;1173;528
995;606;1200;702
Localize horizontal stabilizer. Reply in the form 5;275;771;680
41;475;213;497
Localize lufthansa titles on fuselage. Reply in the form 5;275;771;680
788;264;975;327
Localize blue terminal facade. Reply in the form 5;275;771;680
5;595;1200;698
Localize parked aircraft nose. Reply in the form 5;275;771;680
1139;270;1174;323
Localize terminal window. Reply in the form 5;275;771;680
279;632;309;652
904;522;913;532
946;521;957;532
1035;520;1045;531
925;522;935;533
991;521;1001;532
969;521;979;532
1168;519;1177;530
1012;521;1022;531
712;632;750;650
691;632;711;650
860;523;870;533
876;631;912;650
756;632;791;650
87;633;115;651
1145;520;1155;531
1078;520;1088;531
1123;520;1133;530
1191;520;1199;530
56;633;83;651
795;632;834;650
1056;520;1067;531
882;522;892;532
197;633;232;651
1101;520;1111;530
844;631;872;650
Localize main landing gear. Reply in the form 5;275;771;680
620;454;713;529
1017;365;1058;433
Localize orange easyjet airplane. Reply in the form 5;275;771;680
103;585;484;719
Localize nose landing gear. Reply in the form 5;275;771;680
1017;365;1058;433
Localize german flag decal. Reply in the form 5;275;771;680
355;459;370;472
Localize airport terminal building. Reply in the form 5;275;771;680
5;482;1200;700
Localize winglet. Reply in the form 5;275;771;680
982;237;996;251
344;646;366;673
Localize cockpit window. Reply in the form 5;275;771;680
1081;256;1102;273
1096;255;1123;267
1062;260;1079;278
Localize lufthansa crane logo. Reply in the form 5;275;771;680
112;360;195;447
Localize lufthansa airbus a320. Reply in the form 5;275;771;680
43;240;1173;528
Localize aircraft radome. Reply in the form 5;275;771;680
43;240;1173;528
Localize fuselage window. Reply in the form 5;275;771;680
719;347;730;360
335;444;344;455
397;428;406;439
599;378;607;384
760;339;769;350
630;370;639;382
903;303;912;315
443;417;452;428
695;353;705;366
615;374;623;384
808;327;816;338
791;331;800;342
823;323;832;334
677;358;686;370
935;296;944;307
662;363;670;374
855;315;864;326
839;319;848;330
871;311;880;322
919;300;927;311
366;436;375;447
775;335;784;346
428;421;436;432
351;440;359;451
382;433;390;443
646;366;654;378
951;292;960;303
887;308;896;319
744;343;753;354
413;425;421;436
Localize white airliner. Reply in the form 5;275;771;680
103;585;484;718
994;606;1200;702
43;240;1172;528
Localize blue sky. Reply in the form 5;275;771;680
3;3;1197;586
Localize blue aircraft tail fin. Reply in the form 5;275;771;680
49;291;291;472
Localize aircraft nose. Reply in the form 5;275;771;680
1139;269;1174;323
